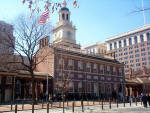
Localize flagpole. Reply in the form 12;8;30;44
142;0;146;25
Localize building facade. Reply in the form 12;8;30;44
36;1;125;100
82;42;107;55
125;66;150;99
0;21;14;54
106;25;150;75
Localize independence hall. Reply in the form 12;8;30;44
0;1;125;103
36;1;125;100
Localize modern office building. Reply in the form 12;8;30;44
106;25;150;75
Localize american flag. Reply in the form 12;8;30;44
38;10;50;25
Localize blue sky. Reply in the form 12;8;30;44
1;0;150;46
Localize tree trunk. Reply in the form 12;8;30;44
31;71;35;113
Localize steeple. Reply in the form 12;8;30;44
52;0;78;46
62;0;67;7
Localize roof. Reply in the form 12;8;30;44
60;7;69;11
53;47;123;65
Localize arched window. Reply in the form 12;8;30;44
147;32;150;41
62;13;65;20
129;37;132;45
140;35;144;42
66;14;69;20
134;36;138;44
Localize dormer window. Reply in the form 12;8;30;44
62;13;65;20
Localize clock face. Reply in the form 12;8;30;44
67;31;72;37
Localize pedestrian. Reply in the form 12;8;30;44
142;93;147;108
147;94;150;107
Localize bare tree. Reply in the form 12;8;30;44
2;15;52;113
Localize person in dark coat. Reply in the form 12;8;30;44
147;94;150;107
142;93;147;108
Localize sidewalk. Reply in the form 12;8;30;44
1;101;148;113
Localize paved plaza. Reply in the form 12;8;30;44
1;102;150;113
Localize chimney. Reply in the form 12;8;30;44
39;36;50;49
128;68;132;80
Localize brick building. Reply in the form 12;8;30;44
125;66;150;98
36;1;125;100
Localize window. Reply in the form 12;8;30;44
93;64;97;69
119;40;122;48
129;51;133;54
113;67;116;72
141;43;145;47
134;36;138;44
87;82;91;92
69;82;74;92
86;63;91;68
69;74;74;79
135;49;139;53
107;66;110;71
141;48;145;51
114;42;117;49
135;54;140;57
130;55;134;58
100;65;104;74
129;47;133;50
129;37;132;45
134;45;138;48
141;53;146;56
119;49;122;52
66;14;69;20
59;58;63;65
78;61;83;69
87;75;91;79
147;32;150;41
124;52;128;55
62;13;65;20
101;76;104;80
148;52;150;55
142;57;146;61
142;62;147;65
140;35;144;42
148;47;150;50
110;43;112;50
147;42;150;45
78;82;82;92
94;76;98;80
68;59;73;66
136;59;140;62
78;74;83;79
130;60;134;63
124;39;127;46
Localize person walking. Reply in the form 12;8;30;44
147;94;150;107
142;93;147;108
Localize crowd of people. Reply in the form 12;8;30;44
142;93;150;108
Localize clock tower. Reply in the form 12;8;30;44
53;0;80;49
